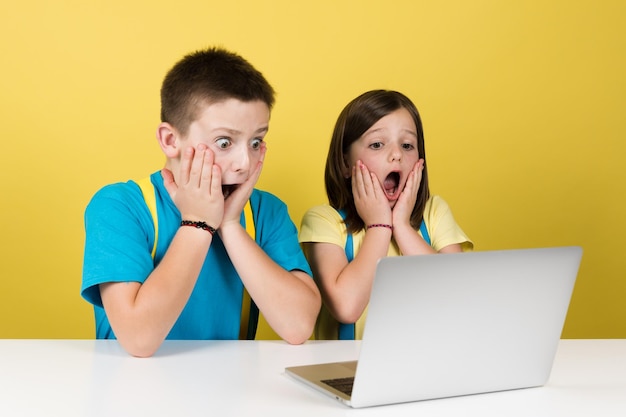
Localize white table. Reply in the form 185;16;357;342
0;339;624;416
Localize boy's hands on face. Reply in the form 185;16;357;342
220;143;267;230
392;159;424;227
352;160;392;227
162;144;224;229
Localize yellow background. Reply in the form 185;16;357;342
1;1;624;339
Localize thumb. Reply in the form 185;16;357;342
161;168;177;197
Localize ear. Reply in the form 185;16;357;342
156;122;181;158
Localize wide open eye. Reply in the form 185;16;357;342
216;138;231;149
251;138;263;150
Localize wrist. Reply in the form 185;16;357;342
216;219;243;236
180;220;217;235
366;223;393;231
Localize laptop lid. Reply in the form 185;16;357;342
286;246;582;408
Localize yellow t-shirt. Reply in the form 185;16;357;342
299;195;473;339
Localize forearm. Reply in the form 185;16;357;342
326;227;391;323
393;222;436;256
257;268;321;344
219;222;321;344
101;227;212;357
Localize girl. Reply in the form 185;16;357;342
299;90;473;340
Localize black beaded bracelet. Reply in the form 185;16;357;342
180;220;216;235
366;223;393;231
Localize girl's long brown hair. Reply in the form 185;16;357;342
324;90;430;233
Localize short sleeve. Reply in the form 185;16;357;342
81;182;155;307
425;195;473;252
252;190;313;277
299;205;347;248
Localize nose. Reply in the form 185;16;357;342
389;143;402;162
232;146;251;173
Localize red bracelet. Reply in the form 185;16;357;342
180;220;216;235
366;224;393;231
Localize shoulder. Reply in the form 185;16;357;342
423;195;460;225
85;177;158;233
248;189;300;237
250;188;284;206
424;194;450;214
301;205;345;232
423;194;460;228
299;204;346;246
423;195;474;251
249;189;289;217
303;204;343;222
87;180;143;212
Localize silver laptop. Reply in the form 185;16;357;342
286;246;582;408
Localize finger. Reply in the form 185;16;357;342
359;161;375;196
210;164;223;198
259;142;267;163
179;147;195;186
161;168;177;196
415;159;424;189
369;171;384;197
248;144;266;185
189;145;207;187
359;160;376;196
229;145;266;203
403;166;416;193
200;147;216;187
351;163;364;199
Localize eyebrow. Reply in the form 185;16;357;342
363;127;417;138
212;126;269;136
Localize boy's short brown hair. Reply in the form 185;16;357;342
160;47;275;135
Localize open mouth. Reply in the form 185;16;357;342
383;172;400;197
222;184;239;199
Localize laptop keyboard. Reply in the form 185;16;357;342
321;377;354;396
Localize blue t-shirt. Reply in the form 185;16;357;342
81;171;312;340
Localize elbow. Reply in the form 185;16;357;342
115;332;163;358
279;302;321;345
281;321;315;345
322;284;366;325
126;345;159;358
107;314;167;357
283;333;309;346
331;301;364;325
121;341;160;358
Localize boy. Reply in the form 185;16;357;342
81;47;321;357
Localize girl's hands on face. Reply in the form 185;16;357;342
220;143;267;228
161;144;224;229
392;159;424;227
352;160;392;226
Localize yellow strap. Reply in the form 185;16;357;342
136;177;158;259
239;201;256;339
137;176;257;340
